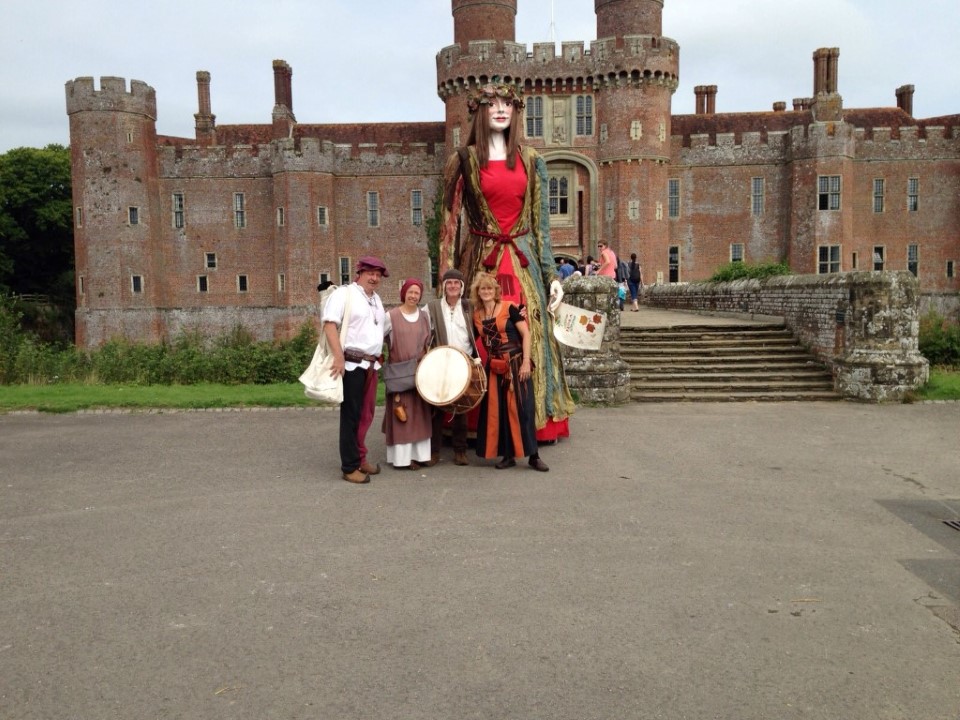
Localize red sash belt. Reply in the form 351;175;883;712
474;228;530;269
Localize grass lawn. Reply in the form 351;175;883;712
0;372;956;413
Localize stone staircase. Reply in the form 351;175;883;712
621;323;840;402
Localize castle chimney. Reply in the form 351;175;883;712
694;85;717;115
813;47;840;95
705;85;717;114
694;86;706;115
273;59;293;111
793;98;812;111
773;101;786;112
194;71;216;145
896;84;915;116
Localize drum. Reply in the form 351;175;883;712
416;346;487;414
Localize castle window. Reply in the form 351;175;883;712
237;275;248;293
751;177;765;216
873;179;885;213
277;207;285;227
366;191;380;227
128;207;140;226
947;260;955;279
234;193;246;228
76;207;83;228
526;97;543;138
818;175;841;211
339;257;351;286
548;175;569;217
852;252;859;270
411;190;423;226
668;245;680;283
197;275;208;293
873;246;885;271
78;275;84;295
131;275;143;294
668;179;680;218
278;273;286;293
908;244;919;276
907;177;919;212
818;245;841;274
730;243;744;263
205;252;217;269
575;95;593;136
172;193;185;228
317;206;329;227
630;121;643;140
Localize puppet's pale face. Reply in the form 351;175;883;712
487;97;514;132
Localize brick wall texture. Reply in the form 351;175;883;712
65;0;959;347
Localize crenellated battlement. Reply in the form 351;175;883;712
158;135;446;178
436;33;679;100
65;76;157;118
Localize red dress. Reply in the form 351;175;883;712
480;160;570;442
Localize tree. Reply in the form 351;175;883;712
0;144;74;303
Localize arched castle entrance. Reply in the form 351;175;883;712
541;151;599;264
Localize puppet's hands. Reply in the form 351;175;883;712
548;280;564;313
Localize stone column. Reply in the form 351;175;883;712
558;276;631;405
834;272;929;401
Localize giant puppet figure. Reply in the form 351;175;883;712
439;81;575;442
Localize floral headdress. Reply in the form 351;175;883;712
466;78;525;115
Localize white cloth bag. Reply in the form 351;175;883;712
299;289;352;403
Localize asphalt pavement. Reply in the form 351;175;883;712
1;400;959;720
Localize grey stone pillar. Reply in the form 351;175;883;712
834;272;929;401
558;276;631;405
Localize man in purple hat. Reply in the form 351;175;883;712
322;255;389;483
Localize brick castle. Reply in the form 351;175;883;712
65;0;959;347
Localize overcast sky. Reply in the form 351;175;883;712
2;0;957;153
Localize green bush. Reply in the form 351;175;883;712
919;311;960;368
1;319;323;386
709;261;792;283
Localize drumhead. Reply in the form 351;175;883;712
416;346;471;405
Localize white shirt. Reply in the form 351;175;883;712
439;298;472;355
322;283;385;370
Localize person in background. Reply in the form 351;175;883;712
628;252;644;312
426;268;480;467
438;79;575;444
597;241;617;278
382;278;434;471
322;256;388;484
557;257;575;280
470;272;548;472
584;255;597;276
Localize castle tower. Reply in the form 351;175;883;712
65;76;165;345
438;0;522;151
592;0;679;267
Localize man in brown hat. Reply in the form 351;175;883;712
426;268;479;466
322;255;389;483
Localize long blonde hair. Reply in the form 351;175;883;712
469;272;502;307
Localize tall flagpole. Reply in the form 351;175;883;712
548;0;556;43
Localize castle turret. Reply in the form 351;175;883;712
452;0;516;47
65;76;165;345
592;0;678;267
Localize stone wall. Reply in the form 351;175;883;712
559;276;631;405
645;271;929;401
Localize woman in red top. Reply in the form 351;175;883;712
439;81;575;444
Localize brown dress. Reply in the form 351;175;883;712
382;307;432;465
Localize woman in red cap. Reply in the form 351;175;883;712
381;278;434;470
